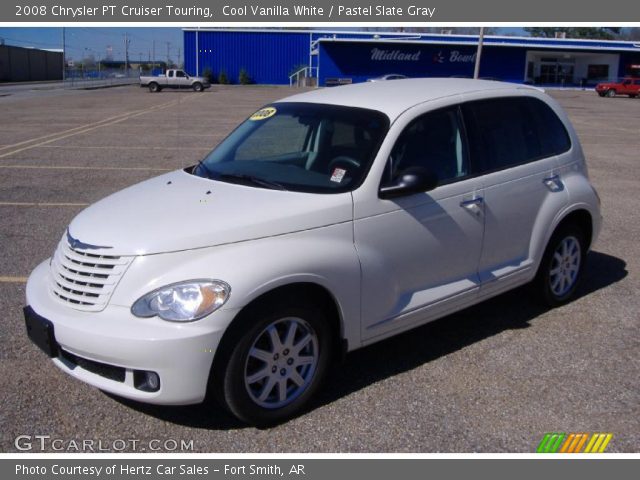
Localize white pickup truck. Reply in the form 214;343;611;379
140;69;211;92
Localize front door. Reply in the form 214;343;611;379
355;106;485;342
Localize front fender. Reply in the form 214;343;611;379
110;222;362;349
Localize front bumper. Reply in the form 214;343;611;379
25;260;239;405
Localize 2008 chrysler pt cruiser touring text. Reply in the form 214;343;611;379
24;79;602;426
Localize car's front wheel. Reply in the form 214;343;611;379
218;301;332;426
606;89;616;97
533;224;587;307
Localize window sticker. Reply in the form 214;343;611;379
330;168;347;183
249;107;277;121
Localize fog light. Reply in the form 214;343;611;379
134;370;161;392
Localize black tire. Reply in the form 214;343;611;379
629;94;637;99
532;223;587;307
216;300;333;426
148;82;160;93
192;82;203;92
606;89;616;98
598;92;606;97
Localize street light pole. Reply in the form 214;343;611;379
62;27;66;84
473;27;485;79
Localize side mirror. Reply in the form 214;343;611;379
379;167;439;199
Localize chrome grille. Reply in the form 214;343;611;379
50;239;133;312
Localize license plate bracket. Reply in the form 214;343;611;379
24;306;58;358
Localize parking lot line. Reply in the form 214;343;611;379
0;202;89;207
0;164;172;172
39;145;211;151
0;276;28;283
0;96;198;159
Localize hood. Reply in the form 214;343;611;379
67;170;352;256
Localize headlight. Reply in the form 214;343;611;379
131;280;231;322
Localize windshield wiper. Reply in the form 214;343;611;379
194;160;214;179
217;173;288;191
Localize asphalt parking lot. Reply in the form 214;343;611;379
0;84;638;453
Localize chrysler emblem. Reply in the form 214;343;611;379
66;229;112;250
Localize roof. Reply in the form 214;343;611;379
278;78;536;120
316;36;640;53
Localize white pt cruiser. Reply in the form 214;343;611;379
25;79;602;426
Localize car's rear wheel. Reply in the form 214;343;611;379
629;94;637;98
533;224;587;307
148;82;160;93
218;302;332;426
606;89;616;97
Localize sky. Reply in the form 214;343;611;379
0;27;184;63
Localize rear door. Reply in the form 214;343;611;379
174;70;188;88
461;96;571;297
166;70;176;87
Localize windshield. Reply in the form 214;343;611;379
192;102;389;193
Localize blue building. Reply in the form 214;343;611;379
183;29;640;87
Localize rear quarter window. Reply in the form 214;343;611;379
462;96;571;174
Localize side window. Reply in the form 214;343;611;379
168;71;174;78
524;97;571;157
383;107;468;186
462;96;570;174
176;71;185;78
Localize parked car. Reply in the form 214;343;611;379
140;69;210;92
24;79;601;426
595;77;640;97
367;74;407;82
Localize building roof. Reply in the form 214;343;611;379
278;78;537;120
183;28;640;53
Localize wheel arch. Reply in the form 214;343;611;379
532;205;595;279
208;281;346;400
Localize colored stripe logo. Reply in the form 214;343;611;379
537;433;613;453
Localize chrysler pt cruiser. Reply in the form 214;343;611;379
24;79;602;425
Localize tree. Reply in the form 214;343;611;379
618;28;640;40
361;27;497;35
524;27;620;40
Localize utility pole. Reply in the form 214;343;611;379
177;47;181;69
62;27;66;84
152;40;155;73
166;41;171;67
473;27;485;79
195;28;199;76
124;32;130;77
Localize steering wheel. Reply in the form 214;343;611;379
328;156;361;174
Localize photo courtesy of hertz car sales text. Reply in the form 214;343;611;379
24;79;602;426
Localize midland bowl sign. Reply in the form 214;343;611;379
319;40;525;85
370;48;477;63
371;48;422;61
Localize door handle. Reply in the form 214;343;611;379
460;197;484;209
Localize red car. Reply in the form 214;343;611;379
595;78;640;98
